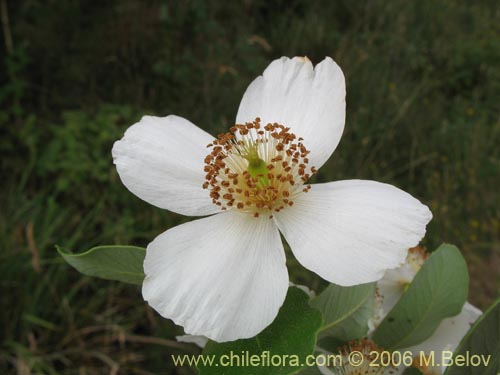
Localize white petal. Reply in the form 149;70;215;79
377;263;417;313
370;247;428;332
274;180;432;286
176;335;208;348
236;56;345;169
142;211;288;342
369;263;416;333
112;115;219;216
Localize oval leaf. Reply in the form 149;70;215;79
373;244;469;350
310;283;375;341
198;287;323;375
57;245;145;285
444;297;500;375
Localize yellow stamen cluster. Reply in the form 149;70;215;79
203;117;315;218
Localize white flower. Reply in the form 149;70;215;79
370;247;482;374
176;334;208;348
112;56;432;342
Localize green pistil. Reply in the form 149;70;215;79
244;145;269;186
248;157;268;176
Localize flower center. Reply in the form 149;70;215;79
203;117;316;218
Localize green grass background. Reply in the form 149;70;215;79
1;0;499;374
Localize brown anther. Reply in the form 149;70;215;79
203;117;313;217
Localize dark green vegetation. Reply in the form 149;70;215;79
1;0;499;374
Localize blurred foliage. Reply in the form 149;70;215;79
0;0;499;374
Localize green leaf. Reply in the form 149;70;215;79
444;297;500;375
310;283;375;341
23;314;58;331
373;244;468;350
316;336;345;353
295;337;345;375
199;287;323;375
57;245;145;285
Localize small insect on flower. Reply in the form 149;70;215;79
112;56;432;342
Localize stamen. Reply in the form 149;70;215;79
203;118;316;217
